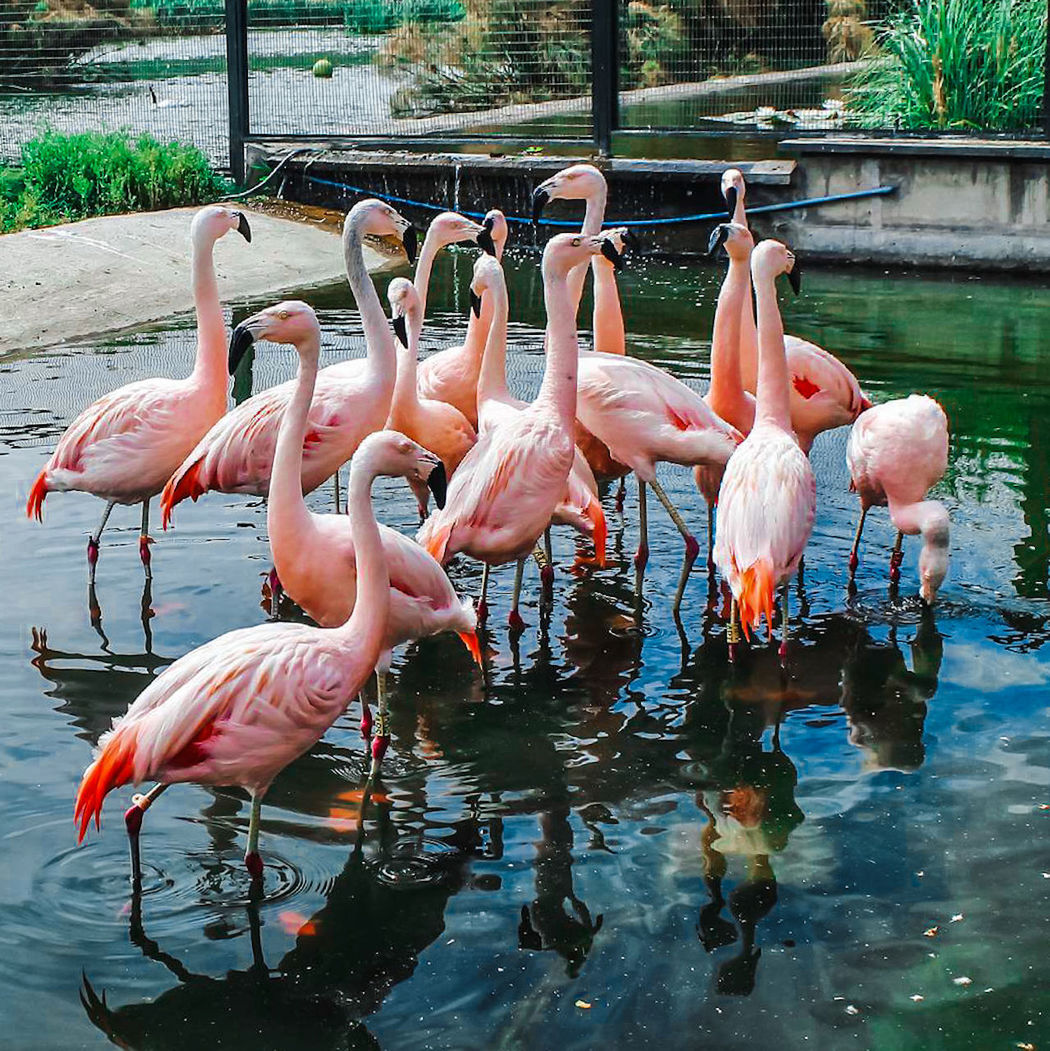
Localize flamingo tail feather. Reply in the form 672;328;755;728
74;731;137;843
585;499;607;568
26;470;49;521
160;458;206;529
735;558;776;640
456;630;484;668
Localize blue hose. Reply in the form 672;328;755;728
301;173;896;227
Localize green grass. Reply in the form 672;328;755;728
846;0;1046;131
0;129;229;233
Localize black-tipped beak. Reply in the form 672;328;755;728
469;289;482;319
707;223;729;256
228;322;256;375
402;226;418;265
787;259;802;296
392;313;408;348
476;218;496;257
427;461;447;510
724;184;738;220
600;239;624;271
531;187;549;228
236;212;252;243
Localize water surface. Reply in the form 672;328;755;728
2;246;1049;1049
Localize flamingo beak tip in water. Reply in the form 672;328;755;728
469;289;482;319
476;218;496;256
724;184;738;220
707;223;730;257
392;313;408;348
236;212;252;243
600;239;625;271
228;322;255;375
531;187;549;231
403;226;418;265
787;258;802;296
427;462;447;510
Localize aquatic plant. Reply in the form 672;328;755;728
0;129;229;232
846;0;1046;130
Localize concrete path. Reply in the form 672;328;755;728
1;206;347;355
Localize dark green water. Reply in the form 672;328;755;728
2;247;1049;1050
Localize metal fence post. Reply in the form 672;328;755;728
225;0;250;182
591;0;619;157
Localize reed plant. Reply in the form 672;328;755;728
846;0;1046;130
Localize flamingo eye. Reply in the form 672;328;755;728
571;237;582;247
278;310;289;320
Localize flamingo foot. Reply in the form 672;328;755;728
244;851;264;880
138;535;154;566
848;550;859;575
124;801;145;837
728;641;739;663
633;541;649;572
778;639;789;663
87;538;100;567
360;704;373;740
540;563;555;592
369;733;390;778
889;549;903;583
508;608;526;633
684;535;700;570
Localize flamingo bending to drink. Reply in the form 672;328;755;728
714;240;815;661
846;395;950;603
26;205;251;577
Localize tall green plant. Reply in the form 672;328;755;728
846;0;1046;130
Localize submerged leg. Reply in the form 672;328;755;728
332;470;341;515
848;506;868;578
889;530;904;584
125;783;168;884
477;563;491;626
728;597;741;663
244;793;264;879
508;558;526;633
541;528;554;593
778;585;790;663
707;503;715;565
88;501;116;580
369;671;390;779
634;478;649;601
649;477;700;614
139;500;153;578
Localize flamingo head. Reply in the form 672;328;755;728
387;277;421;349
533;163;606;213
542;230;627;279
358;430;447;510
918;505;950;604
468;253;505;318
427;211;492;255
750;239;801;295
721;168;746;220
346;199;417;263
228;300;319;374
191;205;252;245
481;209;509;258
707;221;754;262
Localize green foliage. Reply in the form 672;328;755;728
622;1;689;89
846;0;1046;130
0;130;229;233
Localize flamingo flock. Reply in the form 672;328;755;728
26;168;951;884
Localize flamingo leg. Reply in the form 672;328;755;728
634;478;649;600
727;597;741;663
125;783;168;884
848;506;868;578
88;501;116;579
267;568;282;619
360;692;373;740
244;793;264;879
706;503;715;566
778;585;790;663
139;501;153;578
889;530;904;584
477;563;490;626
649;478;700;613
615;475;626;513
332;470;341;515
508;558;527;632
541;528;555;593
369;671;390;779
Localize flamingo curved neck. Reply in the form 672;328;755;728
708;252;753;432
462;288;495;361
344;216;396;384
476;278;511;408
189;230;226;387
391;314;423;415
412;228;447;318
568;183;608;317
889;498;949;540
753;274;792;432
537;258;580;422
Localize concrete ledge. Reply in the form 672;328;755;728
783;135;1050;160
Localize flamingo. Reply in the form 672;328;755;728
74;414;445;882
232;301;476;776
846;395;950;603
721;168;871;452
713;240;815;662
26;205;251;578
470;251;607;596
412;209;495;319
416;209;509;427
386;278;476;517
417;232;623;629
160;198;413;524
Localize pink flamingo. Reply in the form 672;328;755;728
386;278;477;517
234;301;478;775
414;209;508;429
418;232;621;629
846;395;950;603
411;210;494;320
159;199;413;525
713;240;816;661
722;168;871;452
470;251;607;594
75;409;444;882
26;205;251;577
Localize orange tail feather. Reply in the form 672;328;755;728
735;558;776;640
423;520;453;565
585;498;607;568
160;457;206;530
26;470;49;522
456;630;484;668
74;731;137;843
